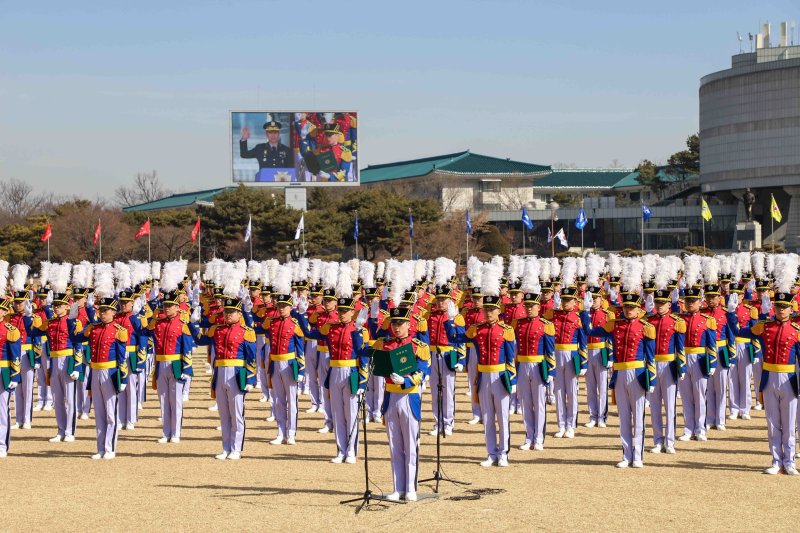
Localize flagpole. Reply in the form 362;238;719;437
249;215;253;261
702;216;706;250
641;200;644;254
302;227;306;258
522;223;526;257
147;217;151;263
47;238;50;262
409;208;413;260
354;210;359;260
98;218;102;262
581;197;585;255
198;227;201;275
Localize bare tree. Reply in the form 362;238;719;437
0;178;56;219
608;159;624;169
115;170;170;207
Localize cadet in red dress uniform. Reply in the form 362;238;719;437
462;287;485;424
0;298;22;458
727;281;760;420
71;295;130;459
581;285;615;428
585;292;656;468
512;292;554;450
702;283;734;431
9;281;47;430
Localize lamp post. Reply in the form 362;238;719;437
548;200;559;258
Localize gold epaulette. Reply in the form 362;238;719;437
640;319;656;339
411;338;431;361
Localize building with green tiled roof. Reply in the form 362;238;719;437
122;187;235;212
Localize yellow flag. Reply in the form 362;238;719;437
701;198;712;221
771;194;782;223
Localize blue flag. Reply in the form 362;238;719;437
353;213;359;240
642;204;653;222
521;207;534;230
409;211;414;238
575;208;588;230
466;210;472;235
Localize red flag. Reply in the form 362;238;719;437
41;223;52;242
191;217;200;242
134;219;150;241
93;220;101;245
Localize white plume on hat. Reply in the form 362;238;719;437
413;260;426;283
130;261;149;288
621;257;644;293
38;261;52;288
151;261;161;281
258;261;270;285
221;262;244;298
655;257;675;290
267;260;279;283
347;259;360;280
521;257;541;294
576;257;587;279
701;257;720;285
491;255;504;272
247;260;261;283
0;261;10;297
773;254;800;294
538;258;551;282
321;262;338;290
72;262;91;289
507;255;524;283
298;258;310;282
549;257;560;279
161;260;187;293
376;261;385;280
388;260;413;304
586;254;604;287
434;257;456;288
766;254;776;276
337;263;354;299
310;259;323;285
10;264;29;292
93;263;115;299
642;254;658;282
360;261;376;288
683;255;702;287
482;261;503;298
717;255;732;277
273;265;292;296
114;261;132;292
561;257;577;288
751;252;766;280
467;257;483;287
50;263;72;294
608;254;622;278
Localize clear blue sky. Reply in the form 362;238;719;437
0;0;795;197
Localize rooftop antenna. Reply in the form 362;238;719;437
791;21;796;46
737;31;743;53
749;32;754;52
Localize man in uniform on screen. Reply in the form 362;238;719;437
309;123;354;182
239;120;292;169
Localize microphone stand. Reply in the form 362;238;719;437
421;349;470;493
340;355;404;513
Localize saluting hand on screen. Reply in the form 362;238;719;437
241;127;250;141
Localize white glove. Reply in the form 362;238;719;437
454;363;464;372
245;384;254;392
69;371;80;380
583;291;593;311
149;284;159;300
132;297;144;315
355;308;368;329
606;360;613;369
238;285;248;299
753;357;760;363
553;292;562;309
747;279;756;293
679;372;686;381
45;291;53;306
510;384;517;395
369;300;380;319
608;287;618;302
645;294;654;314
296;295;309;315
546;375;554;384
7;381;17;390
727;292;739;313
119;383;126;393
356;388;365;397
671;288;679;303
319;171;331;180
709;368;716;376
296;374;305;383
243;294;253;313
390;372;404;385
381;285;389;300
68;303;79;319
190;306;201;323
579;368;587;377
23;300;33;317
181;373;190;381
34;363;40;370
87;293;95;306
761;294;772;316
447;300;458;320
647;386;654;394
679;277;687;289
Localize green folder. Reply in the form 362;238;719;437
371;344;418;378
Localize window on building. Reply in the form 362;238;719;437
480;180;501;193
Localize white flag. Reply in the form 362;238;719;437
294;214;304;240
547;227;552;243
244;215;252;242
555;228;568;248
